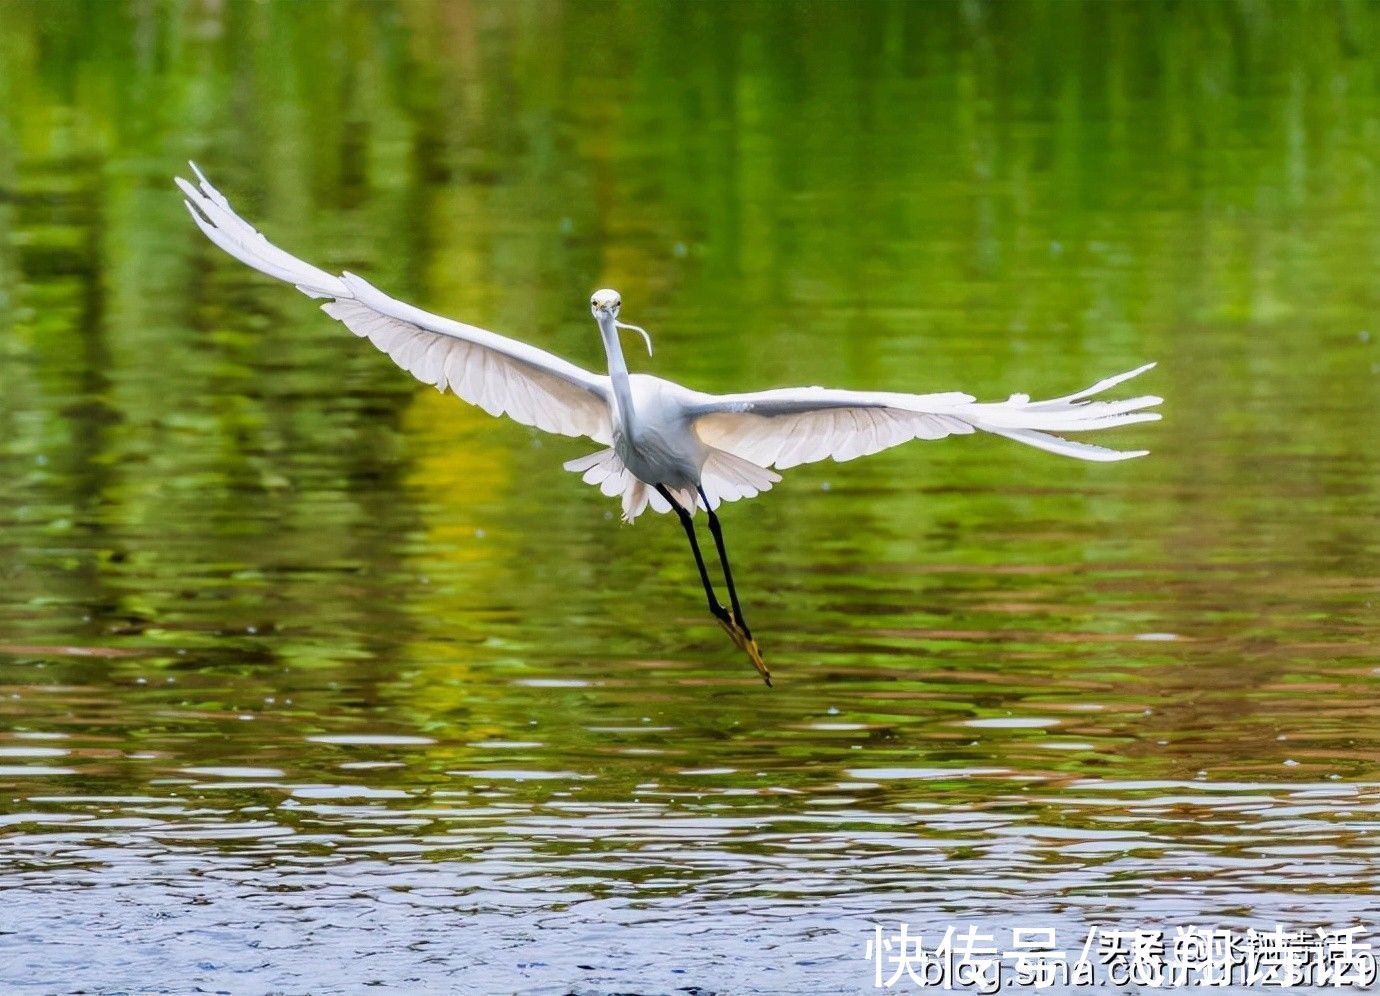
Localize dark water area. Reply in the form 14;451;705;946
0;2;1378;992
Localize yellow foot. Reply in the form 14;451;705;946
717;616;772;687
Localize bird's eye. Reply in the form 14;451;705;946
615;299;621;307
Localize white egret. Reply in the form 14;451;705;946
177;165;1161;686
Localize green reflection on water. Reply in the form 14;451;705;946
0;0;1378;929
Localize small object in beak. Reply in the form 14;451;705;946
616;320;654;357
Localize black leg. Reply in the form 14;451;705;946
656;485;731;624
659;485;771;687
698;486;752;639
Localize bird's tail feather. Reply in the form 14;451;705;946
563;447;780;522
700;448;782;508
563;448;671;522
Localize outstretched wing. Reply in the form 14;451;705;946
689;365;1162;469
177;165;612;443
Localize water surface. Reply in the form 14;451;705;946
1;2;1378;992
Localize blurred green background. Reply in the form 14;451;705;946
0;1;1378;992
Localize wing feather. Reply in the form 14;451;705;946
691;369;1161;469
178;166;612;444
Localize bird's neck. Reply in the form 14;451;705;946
598;316;636;436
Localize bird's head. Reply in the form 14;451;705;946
590;288;621;320
590;287;653;356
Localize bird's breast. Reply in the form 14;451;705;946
613;379;705;487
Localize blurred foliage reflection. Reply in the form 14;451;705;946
0;1;1378;990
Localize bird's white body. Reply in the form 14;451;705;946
177;166;1162;525
613;375;708;491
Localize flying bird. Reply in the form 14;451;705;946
177;165;1161;686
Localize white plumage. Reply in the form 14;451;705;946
177;165;1162;524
